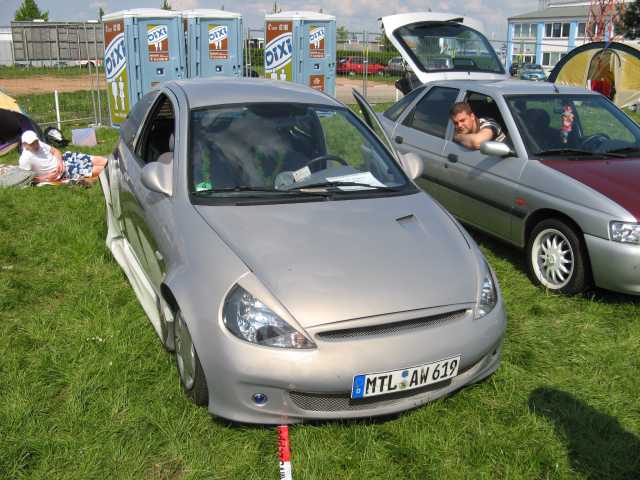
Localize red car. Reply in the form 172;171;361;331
336;56;385;75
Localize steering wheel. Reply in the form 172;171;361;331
580;133;610;150
304;154;348;172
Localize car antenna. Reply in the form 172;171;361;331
552;82;560;94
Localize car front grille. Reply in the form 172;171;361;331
316;309;468;341
289;380;454;412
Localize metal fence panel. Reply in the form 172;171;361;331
10;22;104;66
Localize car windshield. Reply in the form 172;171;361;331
189;103;412;200
506;94;640;158
393;22;504;74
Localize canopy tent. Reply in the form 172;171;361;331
0;90;41;156
548;42;640;109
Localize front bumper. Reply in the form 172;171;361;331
585;234;640;295
199;299;507;424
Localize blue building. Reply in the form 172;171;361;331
506;0;628;73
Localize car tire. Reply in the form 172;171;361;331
174;310;209;406
526;218;590;295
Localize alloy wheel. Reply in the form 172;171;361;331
174;313;196;390
531;228;575;290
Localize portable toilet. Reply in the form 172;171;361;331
102;8;186;126
264;11;336;96
183;9;243;79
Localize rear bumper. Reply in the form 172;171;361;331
585;234;640;295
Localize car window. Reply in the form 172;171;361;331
121;91;158;150
189;103;413;199
394;22;504;74
135;94;176;164
506;94;640;156
383;86;425;122
403;87;459;138
464;91;510;145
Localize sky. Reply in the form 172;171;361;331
0;0;538;42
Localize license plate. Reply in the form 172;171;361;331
351;356;461;399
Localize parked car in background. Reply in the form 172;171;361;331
337;56;386;75
378;79;640;296
519;64;546;81
386;56;410;74
100;77;507;424
509;62;523;77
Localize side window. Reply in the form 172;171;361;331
134;94;176;164
121;91;159;150
383;86;425;122
465;91;510;143
403;87;459;138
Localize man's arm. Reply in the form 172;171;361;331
454;127;495;150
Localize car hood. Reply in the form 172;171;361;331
541;158;640;220
195;193;478;327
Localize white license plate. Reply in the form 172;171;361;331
351;356;461;399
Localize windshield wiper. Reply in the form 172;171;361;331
604;146;640;156
534;148;625;158
193;186;326;196
286;181;402;192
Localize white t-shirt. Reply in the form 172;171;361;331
19;141;60;177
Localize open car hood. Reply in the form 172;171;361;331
380;12;508;85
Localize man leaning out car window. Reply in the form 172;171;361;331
450;102;506;150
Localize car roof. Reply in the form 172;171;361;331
168;77;344;109
426;79;592;96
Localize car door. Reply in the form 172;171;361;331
119;91;178;288
390;86;462;206
115;90;159;248
441;91;527;241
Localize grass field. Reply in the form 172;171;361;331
0;65;104;78
1;99;639;479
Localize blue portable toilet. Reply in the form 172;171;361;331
183;9;243;79
103;8;185;126
264;11;336;96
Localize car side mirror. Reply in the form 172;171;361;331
480;141;514;158
141;158;172;196
401;152;424;180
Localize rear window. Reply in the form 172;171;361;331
394;22;504;75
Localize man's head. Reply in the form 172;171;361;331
450;102;478;135
21;130;40;152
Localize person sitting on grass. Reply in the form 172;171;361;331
18;130;108;185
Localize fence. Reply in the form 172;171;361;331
1;24;514;128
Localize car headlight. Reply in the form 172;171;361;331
223;286;316;349
610;222;640;244
475;260;498;320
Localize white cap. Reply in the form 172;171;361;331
21;130;39;144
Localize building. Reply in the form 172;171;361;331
0;27;13;66
506;0;636;72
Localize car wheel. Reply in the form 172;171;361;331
527;218;590;295
174;310;208;406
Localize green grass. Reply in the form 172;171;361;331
0;65;104;79
15;90;110;128
1;99;640;479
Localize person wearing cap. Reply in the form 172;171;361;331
18;130;108;184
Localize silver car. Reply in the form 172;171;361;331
379;12;640;296
377;80;640;296
100;78;506;424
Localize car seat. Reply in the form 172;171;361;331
523;109;560;150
